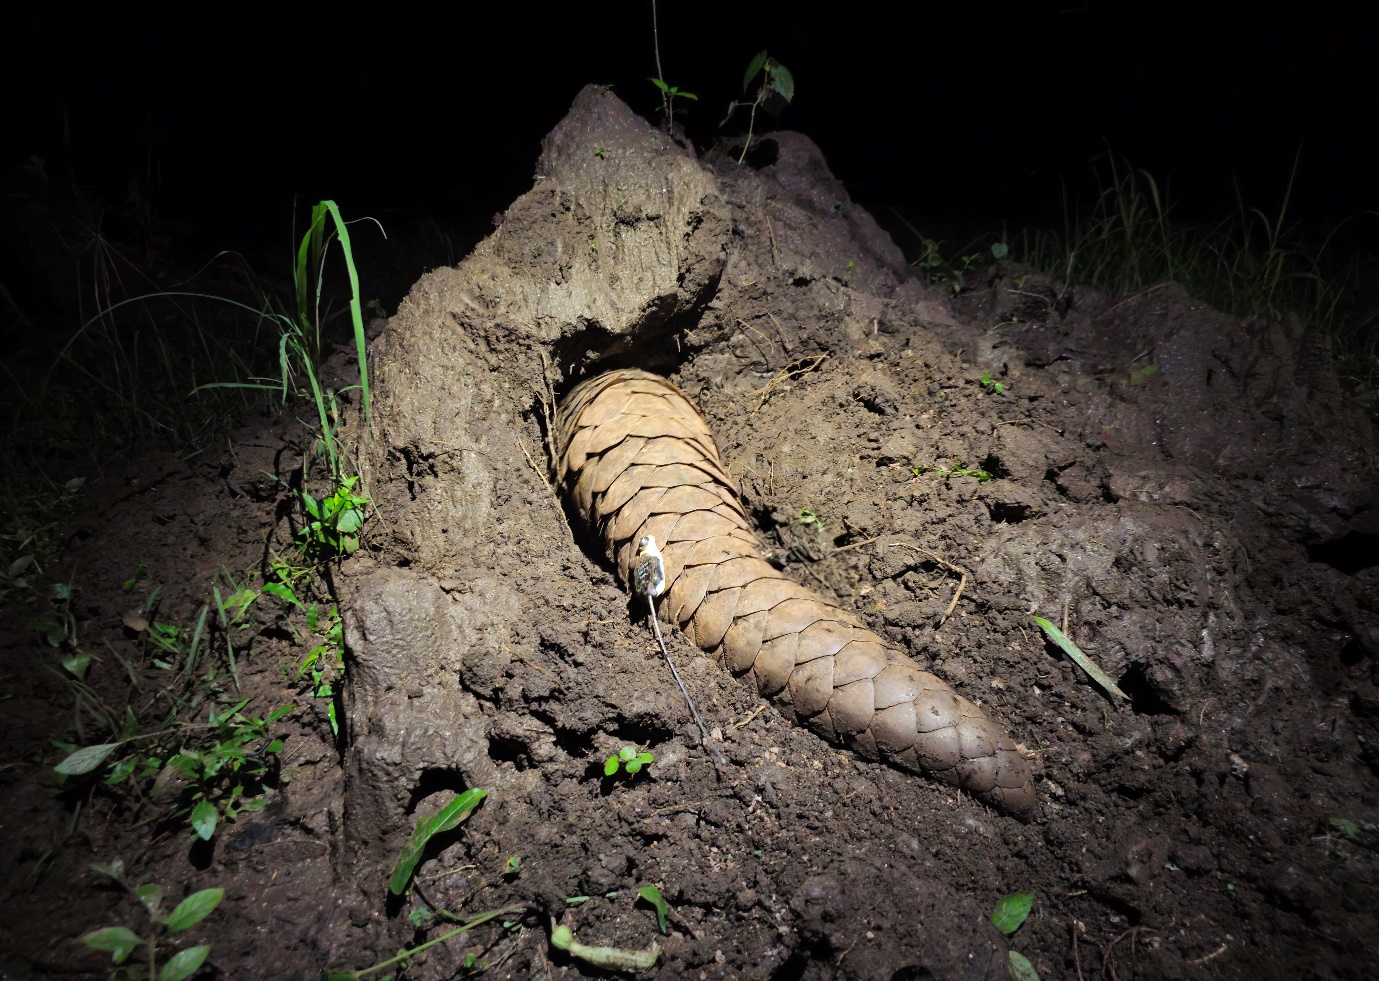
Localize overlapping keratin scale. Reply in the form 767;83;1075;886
555;369;1035;816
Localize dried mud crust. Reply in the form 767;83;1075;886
1;83;1376;981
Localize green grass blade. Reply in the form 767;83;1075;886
1031;615;1127;702
186;604;208;676
296;343;339;480
319;200;371;426
389;788;488;895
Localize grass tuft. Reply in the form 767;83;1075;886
1018;151;1378;392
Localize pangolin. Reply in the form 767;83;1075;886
555;369;1036;816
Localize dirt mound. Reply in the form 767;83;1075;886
3;84;1377;980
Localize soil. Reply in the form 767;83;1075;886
3;84;1378;980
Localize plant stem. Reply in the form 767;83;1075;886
651;0;670;123
738;100;759;166
347;904;525;979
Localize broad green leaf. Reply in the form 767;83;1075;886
638;884;669;933
1008;950;1040;980
1031;616;1127;702
138;882;164;916
262;582;299;607
164;888;224;932
190;801;218;841
992;892;1034;934
106;757;138;785
62;653;91;679
388;789;488;895
743;51;768;91
159;944;211;981
769;63;795;102
56;742;119;775
604;756;619;777
80;926;142;964
336;508;365;534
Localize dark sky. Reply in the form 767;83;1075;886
4;4;1373;258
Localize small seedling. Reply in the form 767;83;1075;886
79;882;223;981
1329;816;1377;841
991;892;1040;980
979;372;1006;394
724;51;795;164
389;788;488;895
650;77;698;123
637;885;669;934
797;507;825;530
504;855;522;877
604;745;654;778
565;892;620;906
1127;363;1160;385
122;562;148;593
991;891;1033;934
912;464;994;483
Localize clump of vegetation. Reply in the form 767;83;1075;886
78;866;223;981
1017;152;1377;395
53;673;290;843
